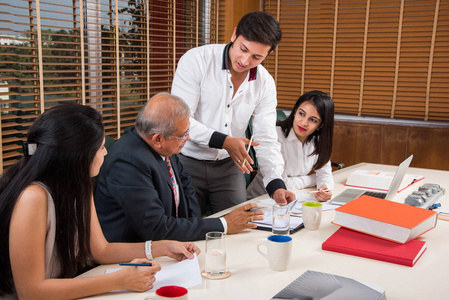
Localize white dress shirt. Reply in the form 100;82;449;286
277;126;334;190
171;43;284;188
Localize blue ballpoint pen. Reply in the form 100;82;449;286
119;262;152;267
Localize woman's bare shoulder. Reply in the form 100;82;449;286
16;183;49;209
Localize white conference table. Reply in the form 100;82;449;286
79;163;449;299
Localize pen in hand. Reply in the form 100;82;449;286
241;135;254;168
119;262;152;267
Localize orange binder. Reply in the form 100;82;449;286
332;195;437;244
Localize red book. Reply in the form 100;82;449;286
322;227;427;267
332;195;437;244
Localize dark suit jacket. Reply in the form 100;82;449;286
94;127;224;242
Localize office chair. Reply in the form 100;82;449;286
104;135;116;151
331;161;345;170
244;109;287;187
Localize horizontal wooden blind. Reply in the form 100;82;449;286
217;0;226;43
0;0;42;170
264;0;449;122
0;0;217;172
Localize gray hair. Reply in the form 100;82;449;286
135;92;190;136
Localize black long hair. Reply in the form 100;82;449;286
0;104;104;295
277;90;334;171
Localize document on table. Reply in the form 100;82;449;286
250;205;304;231
256;193;339;216
106;253;202;292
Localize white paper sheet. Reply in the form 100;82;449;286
151;253;202;290
106;253;202;292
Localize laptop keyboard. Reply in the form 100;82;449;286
362;191;387;199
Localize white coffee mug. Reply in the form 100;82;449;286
302;202;322;230
145;285;188;300
257;235;292;271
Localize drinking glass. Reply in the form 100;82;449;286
202;232;230;279
272;204;290;235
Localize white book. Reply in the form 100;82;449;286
345;169;424;192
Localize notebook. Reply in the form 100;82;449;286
271;270;386;300
330;155;413;205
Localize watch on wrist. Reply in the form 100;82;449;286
145;240;153;260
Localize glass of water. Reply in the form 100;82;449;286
202;231;230;279
272;204;290;235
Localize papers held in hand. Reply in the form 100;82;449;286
332;195;437;244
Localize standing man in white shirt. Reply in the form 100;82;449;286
171;11;295;214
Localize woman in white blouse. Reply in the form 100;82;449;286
247;90;335;201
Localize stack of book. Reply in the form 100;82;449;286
323;195;437;267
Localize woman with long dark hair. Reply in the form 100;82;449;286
0;104;199;299
248;90;335;201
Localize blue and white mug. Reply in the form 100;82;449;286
257;235;292;271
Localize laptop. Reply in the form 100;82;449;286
330;155;413;205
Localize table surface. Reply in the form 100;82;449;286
78;163;449;299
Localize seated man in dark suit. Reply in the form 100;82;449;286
94;93;263;242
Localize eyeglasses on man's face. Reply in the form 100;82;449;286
167;129;190;143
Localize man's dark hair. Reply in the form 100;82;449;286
235;11;282;53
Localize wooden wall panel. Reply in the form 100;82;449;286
381;126;408;165
408;127;449;170
332;123;358;167
332;123;383;167
332;121;449;171
355;125;383;163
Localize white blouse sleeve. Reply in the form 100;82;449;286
314;160;334;190
284;174;316;190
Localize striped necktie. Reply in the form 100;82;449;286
165;157;179;217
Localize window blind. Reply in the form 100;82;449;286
0;0;217;171
264;0;449;122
